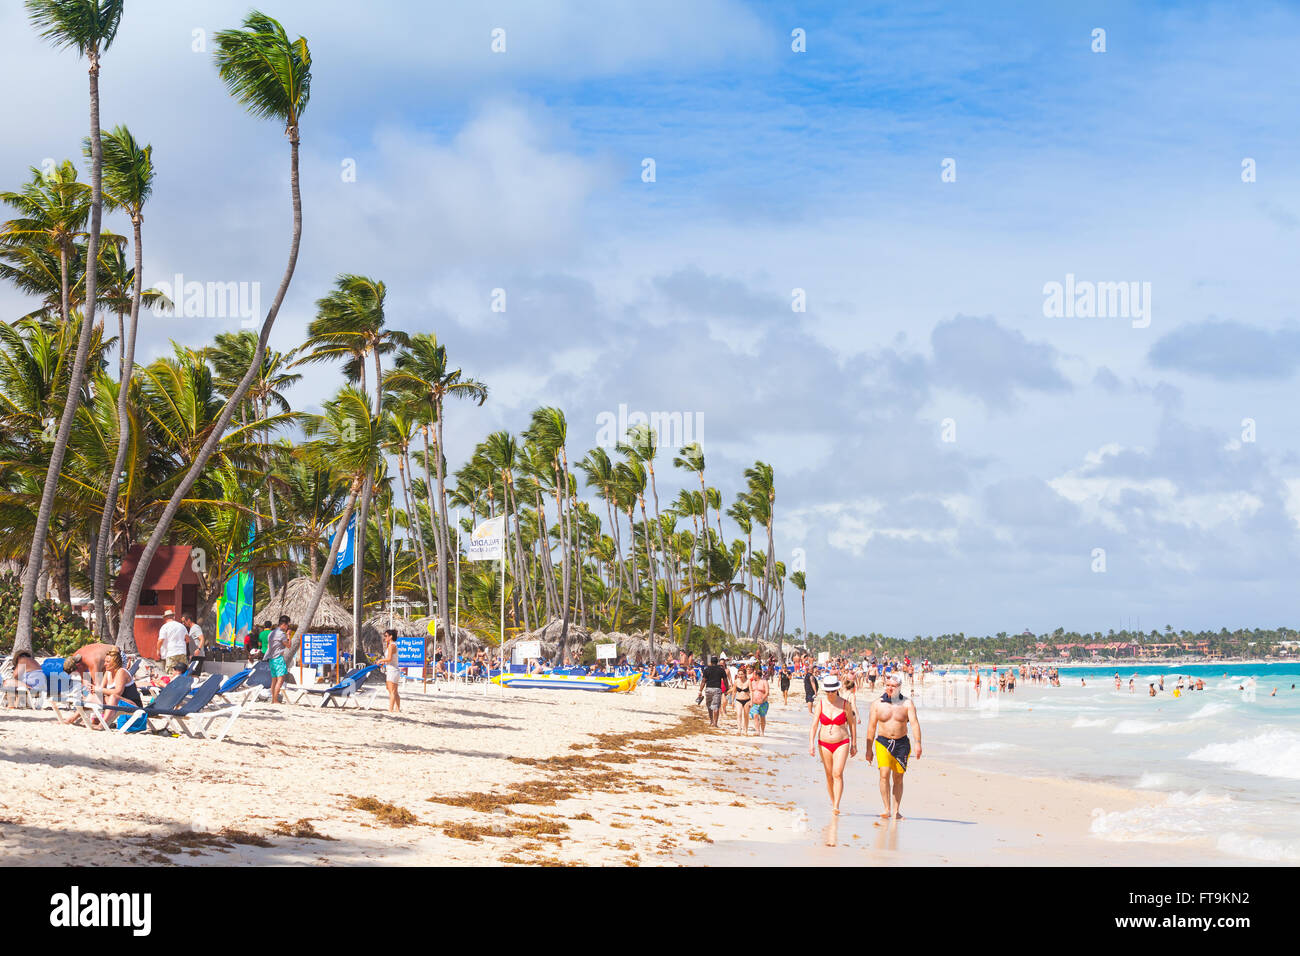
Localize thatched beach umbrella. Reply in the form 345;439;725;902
262;577;352;635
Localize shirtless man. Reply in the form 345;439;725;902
865;673;921;821
61;643;119;692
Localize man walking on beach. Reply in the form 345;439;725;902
866;674;921;821
698;656;727;727
267;615;293;704
182;613;206;676
157;609;189;673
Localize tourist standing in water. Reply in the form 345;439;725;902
809;673;856;815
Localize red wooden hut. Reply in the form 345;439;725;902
114;545;200;658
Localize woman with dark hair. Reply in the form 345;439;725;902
378;628;401;713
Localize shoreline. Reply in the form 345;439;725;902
0;679;1281;866
685;693;1258;866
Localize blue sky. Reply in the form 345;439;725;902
2;1;1299;636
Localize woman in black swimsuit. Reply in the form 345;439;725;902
63;647;143;730
779;667;791;706
733;667;752;735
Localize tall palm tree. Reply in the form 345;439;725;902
297;387;384;650
12;0;123;658
387;334;486;651
88;124;154;639
116;10;311;651
296;274;407;645
791;570;807;658
0;161;90;324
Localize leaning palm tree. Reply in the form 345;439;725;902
116;10;311;650
12;0;122;658
297;387;385;656
88;124;154;639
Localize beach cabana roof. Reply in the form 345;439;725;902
260;577;352;635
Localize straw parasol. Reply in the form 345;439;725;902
260;577;352;637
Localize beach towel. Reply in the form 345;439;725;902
116;711;147;733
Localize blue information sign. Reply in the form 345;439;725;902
302;632;338;667
397;636;425;669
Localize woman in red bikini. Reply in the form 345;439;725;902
807;673;857;815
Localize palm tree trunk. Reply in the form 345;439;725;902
94;214;144;640
640;498;657;661
434;398;453;647
14;55;106;657
116;129;303;650
420;427;448;652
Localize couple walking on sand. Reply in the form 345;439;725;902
809;672;921;820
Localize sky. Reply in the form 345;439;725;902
2;0;1299;638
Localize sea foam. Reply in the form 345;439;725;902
1189;729;1300;780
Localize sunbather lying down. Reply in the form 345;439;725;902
2;651;44;706
63;647;144;730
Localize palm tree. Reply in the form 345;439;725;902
0;161;90;324
791;569;806;663
387;334;486;652
296;274;406;645
297;387;385;650
12;0;123;658
116;10;311;650
88;124;154;639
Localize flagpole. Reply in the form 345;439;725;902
454;508;461;686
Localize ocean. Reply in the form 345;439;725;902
918;662;1300;862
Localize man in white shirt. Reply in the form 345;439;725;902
157;610;190;673
182;613;206;676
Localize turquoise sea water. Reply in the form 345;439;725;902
915;663;1300;862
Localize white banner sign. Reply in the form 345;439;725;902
596;643;617;660
468;516;505;561
513;640;542;663
817;651;830;664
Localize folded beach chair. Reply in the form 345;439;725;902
289;664;381;709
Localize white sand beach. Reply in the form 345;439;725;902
0;674;1264;866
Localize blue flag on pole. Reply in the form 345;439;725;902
332;514;356;575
